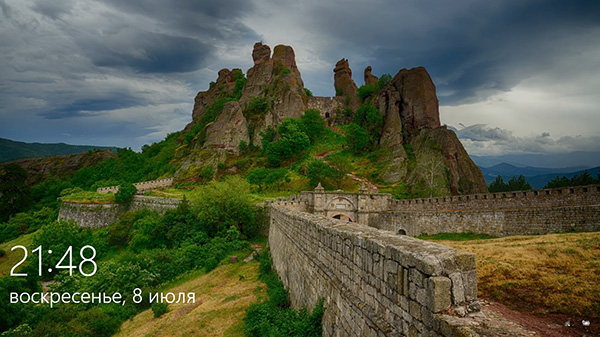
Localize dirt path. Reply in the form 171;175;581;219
314;150;379;193
472;299;597;337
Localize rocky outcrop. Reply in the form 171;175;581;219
184;68;242;134
370;67;486;194
177;42;486;195
364;66;379;86
241;42;307;144
333;59;358;110
203;101;249;154
377;67;440;141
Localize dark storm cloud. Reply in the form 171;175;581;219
302;0;600;105
84;31;213;73
38;92;143;119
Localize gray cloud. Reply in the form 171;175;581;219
0;0;598;156
451;124;600;156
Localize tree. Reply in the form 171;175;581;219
0;164;32;222
115;183;137;205
354;104;383;147
489;175;531;192
506;175;532;191
300;109;326;143
264;118;310;167
488;176;508;192
346;123;370;154
306;160;343;189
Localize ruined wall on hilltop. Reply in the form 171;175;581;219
59;196;181;228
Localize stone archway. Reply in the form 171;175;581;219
324;196;356;222
397;229;407;235
332;213;354;222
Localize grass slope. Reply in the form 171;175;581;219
428;231;600;318
115;257;266;337
0;232;35;276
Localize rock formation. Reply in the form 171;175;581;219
203;101;250;153
333;59;358;110
177;42;487;194
364;66;379;86
240;42;307;143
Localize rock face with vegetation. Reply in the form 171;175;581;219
2;149;116;185
177;42;486;195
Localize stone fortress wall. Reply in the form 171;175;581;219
58;195;181;228
267;184;600;336
269;204;479;337
379;184;600;236
96;178;174;194
307;96;345;121
271;184;600;237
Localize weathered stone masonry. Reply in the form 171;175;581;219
274;185;600;237
96;178;174;194
269;204;480;337
58;195;181;228
377;184;600;236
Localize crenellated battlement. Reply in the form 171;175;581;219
96;178;174;194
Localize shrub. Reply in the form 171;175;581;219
346;123;370;154
300;109;326;143
244;250;325;337
378;73;393;88
31;220;91;277
306;160;343;189
152;302;169;318
304;88;313;97
115;183;137;205
357;83;377;100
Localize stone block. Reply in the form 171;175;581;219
455;251;476;271
462;270;477;301
426;277;452;313
449;272;465;305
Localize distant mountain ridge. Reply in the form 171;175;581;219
0;137;118;163
479;163;600;189
471;151;600;169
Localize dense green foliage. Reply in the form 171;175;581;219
0;207;55;244
246;168;290;191
417;232;496;241
356;73;392;102
544;170;600;189
114;183;137;205
263;119;311;167
488;175;532;192
304;88;313;97
345;123;370;154
0;164;32;222
354;104;383;143
0;177;256;336
244;250;325;337
151;302;169;318
357;83;377;101
306;159;344;189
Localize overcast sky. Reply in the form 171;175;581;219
1;0;599;160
